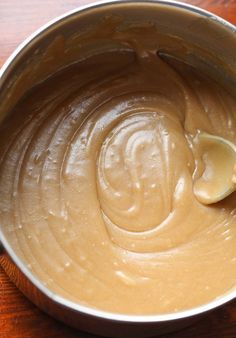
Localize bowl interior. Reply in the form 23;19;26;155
0;0;236;323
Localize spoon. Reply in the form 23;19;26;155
193;132;236;205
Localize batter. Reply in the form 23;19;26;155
0;24;236;315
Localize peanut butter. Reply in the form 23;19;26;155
0;25;236;315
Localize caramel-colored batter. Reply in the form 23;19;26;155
0;25;236;315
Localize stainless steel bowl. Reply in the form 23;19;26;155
0;1;236;337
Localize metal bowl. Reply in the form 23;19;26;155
0;1;236;337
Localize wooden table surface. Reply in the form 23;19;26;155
0;1;236;337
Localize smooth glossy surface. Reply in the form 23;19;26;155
1;21;236;316
0;0;235;334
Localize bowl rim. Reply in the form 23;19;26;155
0;0;236;323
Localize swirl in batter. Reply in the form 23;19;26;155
0;27;236;314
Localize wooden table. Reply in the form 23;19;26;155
0;1;236;337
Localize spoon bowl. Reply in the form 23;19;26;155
193;132;236;204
